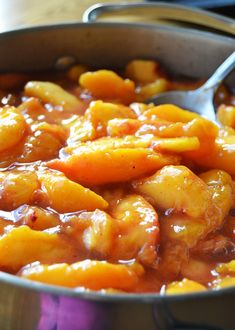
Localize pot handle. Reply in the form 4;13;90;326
83;2;235;36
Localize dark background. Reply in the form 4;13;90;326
147;0;235;18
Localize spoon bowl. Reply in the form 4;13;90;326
147;51;235;123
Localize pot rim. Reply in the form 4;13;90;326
0;270;234;302
0;21;235;44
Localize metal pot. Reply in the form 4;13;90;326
0;3;235;329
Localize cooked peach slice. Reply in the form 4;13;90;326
134;165;211;218
181;259;213;283
157;241;189;279
165;278;207;294
130;102;153;116
0;170;39;210
60;210;114;256
31;122;68;142
141;104;200;123
110;195;159;265
159;173;234;255
18;97;71;124
200;170;233;225
160;214;207;248
217;104;235;128
138;79;169;100
20;260;144;290
86;100;136;121
107;118;141;137
0;106;26;152
152;136;200;153
216;260;235;275
67;64;88;82
137;116;217;146
67;134;151;152
0;226;75;271
67;116;96;144
48;138;179;185
38;170;108;213
140;108;218;157
68;101;137;143
24;81;83;112
48;149;168;185
79;70;135;104
213;276;235;289
20;121;68;163
81;210;114;256
18;96;45;112
15;205;60;230
85;100;136;137
125;60;161;84
20;131;63;162
183;118;218;157
193;134;235;175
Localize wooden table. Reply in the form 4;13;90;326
0;0;138;32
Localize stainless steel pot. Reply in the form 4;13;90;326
0;3;235;329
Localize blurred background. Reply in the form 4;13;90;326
148;0;235;17
0;0;235;32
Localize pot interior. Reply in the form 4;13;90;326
0;23;234;81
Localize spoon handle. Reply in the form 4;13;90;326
202;51;235;90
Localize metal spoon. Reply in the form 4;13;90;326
147;51;235;123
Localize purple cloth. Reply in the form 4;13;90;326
38;293;110;330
